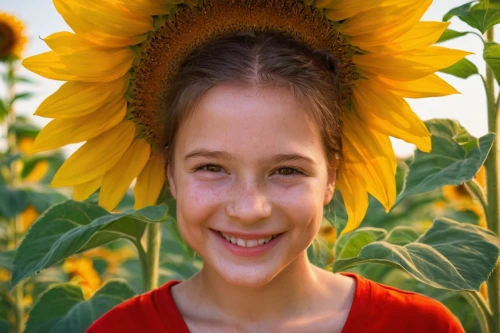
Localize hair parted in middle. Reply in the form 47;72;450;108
163;29;344;176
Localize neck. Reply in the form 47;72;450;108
190;252;325;323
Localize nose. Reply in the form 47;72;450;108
225;178;272;225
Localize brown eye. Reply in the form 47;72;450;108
275;167;302;176
197;164;223;172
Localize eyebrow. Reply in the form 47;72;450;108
184;148;317;165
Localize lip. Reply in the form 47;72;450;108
210;229;284;257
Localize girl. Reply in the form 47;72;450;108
87;30;464;333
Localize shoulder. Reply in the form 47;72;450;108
342;273;464;333
368;277;464;332
86;281;180;333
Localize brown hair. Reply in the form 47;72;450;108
163;29;343;176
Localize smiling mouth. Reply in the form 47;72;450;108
217;230;281;248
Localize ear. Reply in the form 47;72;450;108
167;163;177;199
323;165;337;206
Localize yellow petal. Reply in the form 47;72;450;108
402;46;473;70
336;164;369;236
353;79;431;151
22;52;78;81
342;112;397;210
341;0;431;45
354;46;471;81
53;0;152;48
372;74;459;98
33;98;126;152
23;48;135;82
365;22;451;53
43;31;97;52
51;120;135;186
35;75;129;118
73;176;103;201
134;151;166;209
99;139;151;211
323;0;404;20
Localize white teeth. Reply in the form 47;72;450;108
246;239;258;247
220;231;279;248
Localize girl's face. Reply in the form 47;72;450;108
167;83;336;287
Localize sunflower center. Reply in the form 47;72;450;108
0;21;16;59
131;0;356;147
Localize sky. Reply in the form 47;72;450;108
0;0;496;158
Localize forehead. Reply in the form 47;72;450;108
175;84;324;158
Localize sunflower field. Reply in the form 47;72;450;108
1;1;500;333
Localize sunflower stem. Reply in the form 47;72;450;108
464;179;489;222
4;58;25;333
484;27;500;333
144;223;161;291
462;291;494;333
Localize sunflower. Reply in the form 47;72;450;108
0;12;27;60
23;0;469;235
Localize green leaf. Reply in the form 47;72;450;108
439;58;478;79
0;185;30;218
396;119;495;205
384;226;420;246
307;235;333;269
443;2;474;22
334;227;387;260
11;200;169;288
0;186;67;219
24;280;135;333
444;1;500;33
0;250;15;270
0;153;21;168
0;99;7;122
15;76;34;84
27;188;68;214
11;92;34;103
333;218;500;291
437;29;469;43
0;319;8;333
12;117;40;140
484;42;500;85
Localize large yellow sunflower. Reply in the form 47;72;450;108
0;12;27;60
23;0;469;235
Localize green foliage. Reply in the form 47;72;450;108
437;29;469;43
333;219;500;291
444;1;500;33
396;119;495;205
24;280;135;333
0;250;15;271
484;42;500;85
307;235;333;268
10;201;169;288
0;319;8;333
0;186;67;219
439;58;479;79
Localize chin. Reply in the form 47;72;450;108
214;263;282;288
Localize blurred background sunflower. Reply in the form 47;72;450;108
0;12;27;60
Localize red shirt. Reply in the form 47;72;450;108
86;272;465;333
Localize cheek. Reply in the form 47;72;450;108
174;180;226;244
273;181;325;226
